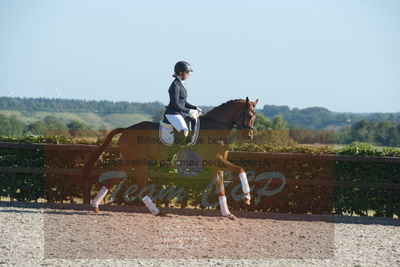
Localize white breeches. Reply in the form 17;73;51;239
165;114;189;133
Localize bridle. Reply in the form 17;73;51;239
203;102;254;130
233;102;254;130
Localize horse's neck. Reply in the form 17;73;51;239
199;102;239;138
204;102;239;127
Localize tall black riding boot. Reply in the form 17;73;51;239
166;130;187;164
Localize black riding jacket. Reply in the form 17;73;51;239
165;78;197;115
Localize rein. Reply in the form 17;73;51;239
202;114;234;128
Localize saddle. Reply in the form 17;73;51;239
159;116;200;146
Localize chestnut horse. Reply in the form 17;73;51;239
82;97;258;219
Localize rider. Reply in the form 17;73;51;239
164;61;202;160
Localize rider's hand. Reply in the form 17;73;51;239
189;109;199;120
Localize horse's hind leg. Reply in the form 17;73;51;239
91;171;127;214
216;170;236;220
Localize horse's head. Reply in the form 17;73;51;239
234;97;258;140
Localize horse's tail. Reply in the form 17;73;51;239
80;128;125;185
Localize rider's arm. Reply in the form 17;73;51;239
185;101;197;110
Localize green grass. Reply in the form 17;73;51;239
103;113;151;128
0;109;153;129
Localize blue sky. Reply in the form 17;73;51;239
0;0;399;112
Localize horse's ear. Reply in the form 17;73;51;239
254;99;259;106
246;97;249;103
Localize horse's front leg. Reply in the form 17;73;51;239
215;170;236;220
217;154;251;205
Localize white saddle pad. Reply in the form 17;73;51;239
159;118;200;146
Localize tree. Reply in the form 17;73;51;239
376;121;395;146
0;114;24;136
387;126;400;147
8;115;24;136
42;116;69;136
351;120;376;143
24;120;48;136
66;120;95;137
334;126;351;144
253;113;270;130
271;115;289;130
0;114;13;136
151;106;166;123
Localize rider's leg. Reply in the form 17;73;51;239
165;131;185;163
165;114;189;162
165;114;189;137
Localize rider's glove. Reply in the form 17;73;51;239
189;109;199;120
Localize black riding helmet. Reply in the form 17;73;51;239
174;61;193;74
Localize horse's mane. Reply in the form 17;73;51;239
205;99;245;115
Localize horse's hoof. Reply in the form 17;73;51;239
226;213;236;220
243;194;251;205
93;207;100;214
156;211;168;217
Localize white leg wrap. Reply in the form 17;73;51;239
91;186;108;208
219;196;230;217
239;172;250;194
142;195;160;216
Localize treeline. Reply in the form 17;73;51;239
335;120;400;147
2;97;400;130
253;113;400;147
0;97;164;114
2;112;400;147
0;114;101;137
253;113;333;144
286;119;400;147
1;97;400;147
262;105;400;130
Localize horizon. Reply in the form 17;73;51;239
0;95;398;115
1;0;399;113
